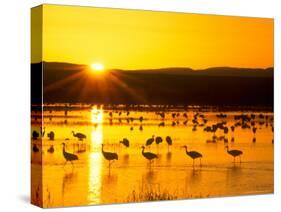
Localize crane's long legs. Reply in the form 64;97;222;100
193;160;195;169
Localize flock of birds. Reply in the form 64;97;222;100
32;130;244;169
99;110;274;145
32;110;273;168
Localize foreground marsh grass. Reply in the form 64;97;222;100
127;182;210;202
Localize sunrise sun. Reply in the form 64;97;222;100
90;63;105;72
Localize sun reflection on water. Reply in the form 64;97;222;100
91;105;103;124
88;105;104;204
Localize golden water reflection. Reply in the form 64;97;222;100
31;105;274;207
88;106;103;204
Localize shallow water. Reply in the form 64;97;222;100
31;105;274;207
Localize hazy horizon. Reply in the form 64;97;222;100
32;60;274;71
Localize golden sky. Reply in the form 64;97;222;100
32;4;274;69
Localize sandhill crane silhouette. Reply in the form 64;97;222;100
62;143;78;166
225;145;243;163
182;145;202;167
252;127;257;143
33;144;39;153
101;144;118;168
120;138;130;147
141;146;158;166
72;131;86;141
155;136;163;153
166;136;173;151
155;136;163;145
158;122;165;127
47;131;55;141
146;135;155;147
32;130;39;140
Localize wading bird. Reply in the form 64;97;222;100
33;144;39;153
155;136;163;145
166;136;173;151
32;130;39;140
252;127;257;143
62;143;78;166
72;131;86;141
146;135;155;147
225;145;243;163
182;145;202;167
47;131;55;141
120;138;130;148
101;144;118;168
141;146;158;166
158;122;165;127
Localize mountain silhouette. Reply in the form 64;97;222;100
31;62;273;107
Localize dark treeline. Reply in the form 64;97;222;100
31;62;273;108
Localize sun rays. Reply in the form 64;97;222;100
44;66;147;104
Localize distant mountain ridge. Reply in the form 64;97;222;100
41;62;273;78
31;62;273;106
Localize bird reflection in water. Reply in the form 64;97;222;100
62;172;77;201
166;152;172;162
143;169;156;184
185;169;202;188
122;154;130;165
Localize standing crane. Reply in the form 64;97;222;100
72;131;86;141
47;131;55;141
120;138;130;148
33;144;39;153
252;127;257;143
165;136;173;151
146;135;155;147
182;145;202;167
32;130;39;140
62;143;78;166
155;136;163;145
155;136;163;153
225;145;243;163
141;146;158;166
101;144;118;168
